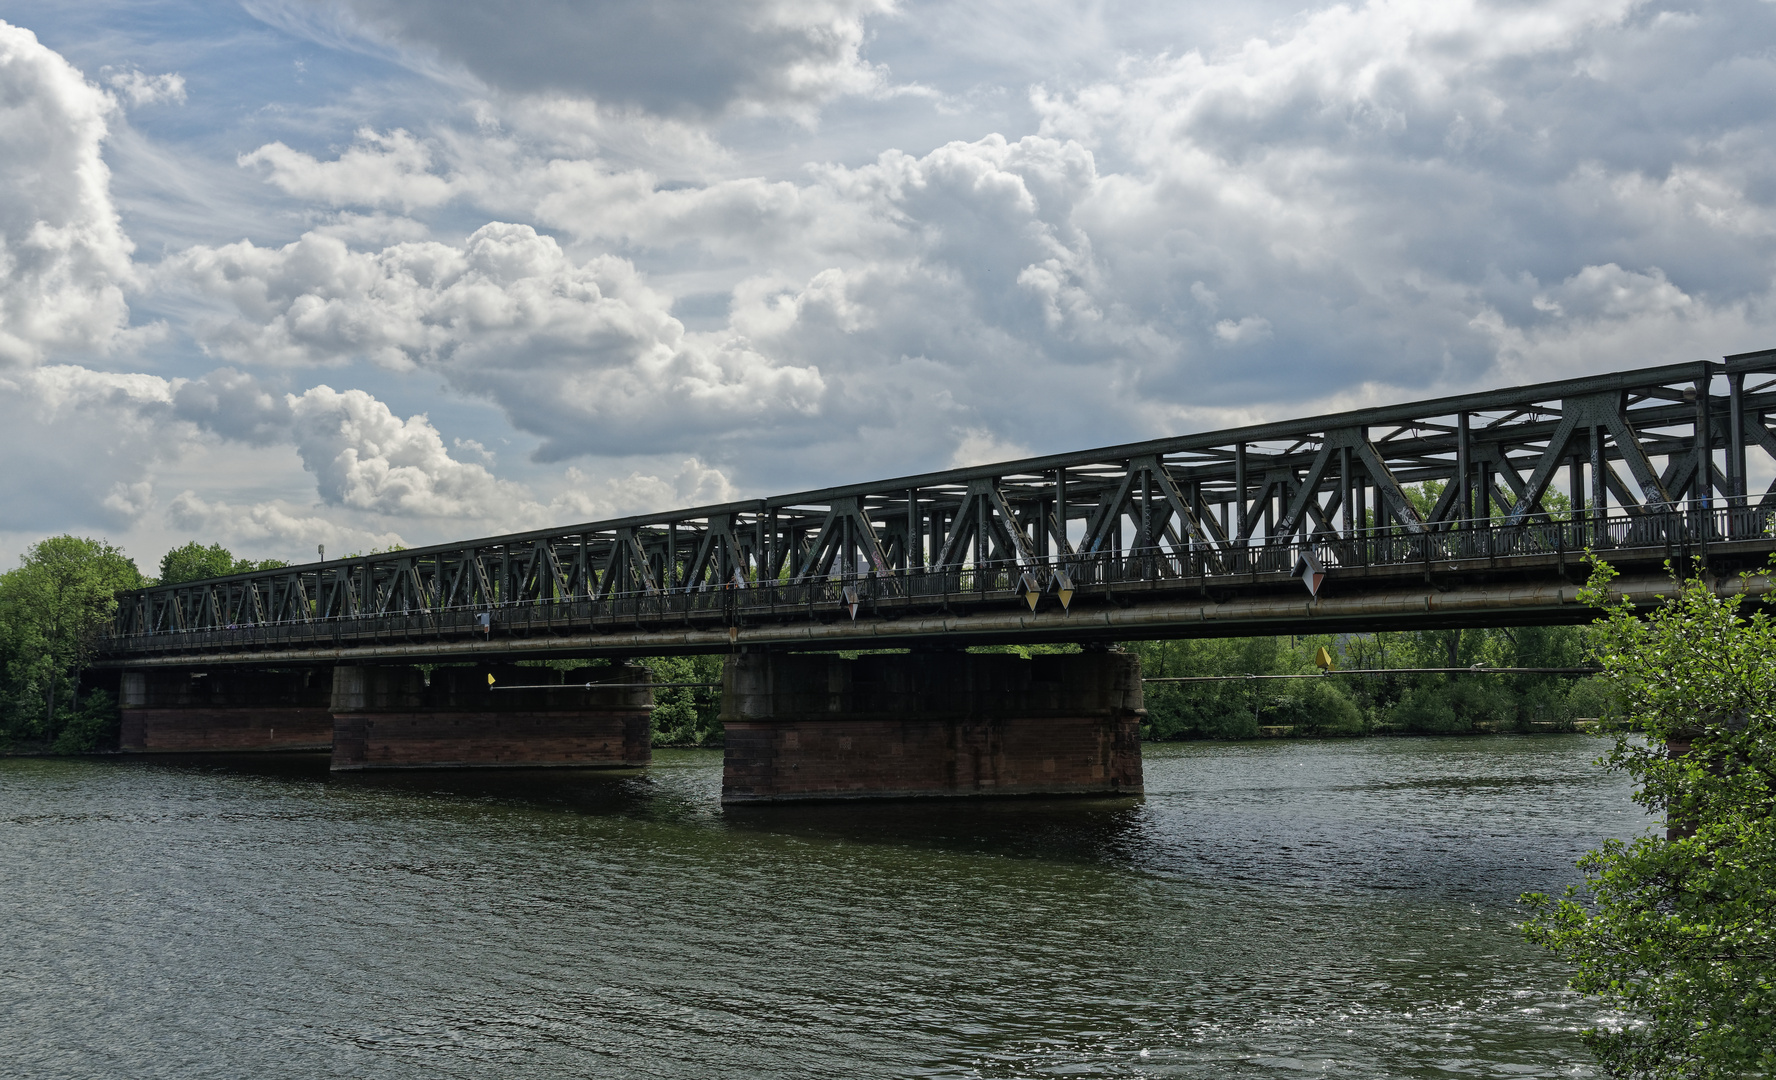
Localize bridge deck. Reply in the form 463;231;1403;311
100;515;1776;668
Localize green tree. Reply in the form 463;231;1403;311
0;535;146;749
157;541;287;584
647;654;724;746
1405;479;1575;523
1132;635;1364;738
1522;557;1776;1078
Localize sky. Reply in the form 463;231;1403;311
3;0;1776;571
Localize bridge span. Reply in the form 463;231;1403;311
96;350;1776;801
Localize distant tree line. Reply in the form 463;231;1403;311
1129;626;1615;739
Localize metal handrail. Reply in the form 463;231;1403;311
99;504;1773;655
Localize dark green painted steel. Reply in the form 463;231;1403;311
100;351;1776;664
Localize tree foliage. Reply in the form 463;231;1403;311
646;654;724;746
157;541;286;584
0;535;146;750
1522;557;1776;1078
1131;626;1605;739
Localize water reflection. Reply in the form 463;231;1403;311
1;737;1644;1079
724;792;1147;864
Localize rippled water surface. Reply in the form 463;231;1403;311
1;737;1645;1078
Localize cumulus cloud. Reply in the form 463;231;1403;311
0;354;744;567
171;366;294;445
286;384;524;517
0;21;136;366
104;67;186;107
166;490;408;553
1018;0;1776;397
179;0;1776;489
18;0;1776;560
241;128;459;211
948;429;1031;469
563;458;739;518
0;365;180;532
165;221;826;459
250;0;896;120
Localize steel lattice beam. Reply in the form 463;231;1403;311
99;351;1776;664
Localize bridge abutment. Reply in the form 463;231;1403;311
329;664;653;771
120;669;334;753
720;651;1144;804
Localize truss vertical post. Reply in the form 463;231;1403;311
1569;452;1585;546
1234;444;1248;542
1456;412;1470;525
1696;364;1713;514
755;509;766;584
1729;371;1747;534
1055;468;1068;557
1590;424;1606;542
1339;446;1353;538
1733;371;1747;515
976;494;989;590
1143;470;1153;555
907;489;921;570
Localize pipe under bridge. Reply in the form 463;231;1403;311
100;349;1776;669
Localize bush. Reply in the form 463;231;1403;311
1522;557;1776;1077
49;690;120;754
647;654;724;746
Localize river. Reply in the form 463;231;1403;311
1;736;1643;1078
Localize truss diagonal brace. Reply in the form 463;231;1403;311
1274;443;1335;539
1343;431;1426;534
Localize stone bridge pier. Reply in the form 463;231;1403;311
120;668;335;753
329;664;654;771
719;650;1145;804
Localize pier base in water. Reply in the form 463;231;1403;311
328;664;653;771
720;651;1144;804
120;669;334;752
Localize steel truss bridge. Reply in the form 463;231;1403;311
100;351;1776;668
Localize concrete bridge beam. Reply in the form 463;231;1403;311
328;664;653;771
720;650;1145;804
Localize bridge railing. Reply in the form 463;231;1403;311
98;504;1772;657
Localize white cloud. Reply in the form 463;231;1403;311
166;490;407;553
241;128;460;211
165;221;827;460
104;68;186;107
286;384;523;518
1214;316;1272;345
563;458;739;518
14;0;1776;560
0;365;181;532
0;21;136;367
948;429;1030;469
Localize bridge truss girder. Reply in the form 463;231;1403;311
106;351;1776;657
